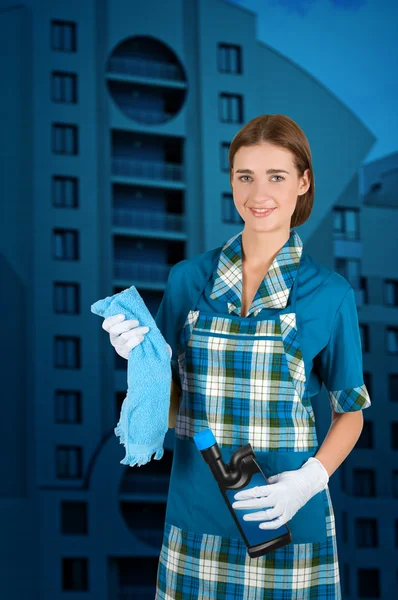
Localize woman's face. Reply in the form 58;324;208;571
230;142;310;232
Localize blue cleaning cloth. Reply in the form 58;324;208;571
91;285;172;467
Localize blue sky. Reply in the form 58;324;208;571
227;0;398;164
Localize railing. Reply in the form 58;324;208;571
114;261;171;284
113;207;185;233
108;56;183;81
112;158;184;182
117;106;174;124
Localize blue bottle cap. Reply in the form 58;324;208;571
193;428;217;450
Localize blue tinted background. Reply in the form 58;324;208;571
0;0;396;598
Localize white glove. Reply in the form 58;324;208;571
232;457;329;530
102;313;172;360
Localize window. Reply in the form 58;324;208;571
55;390;82;423
360;276;368;303
56;446;82;479
391;422;398;450
333;207;360;240
386;326;398;355
359;324;370;352
370;182;382;193
61;501;88;535
54;282;80;314
218;43;242;74
353;469;376;497
357;568;380;598
52;176;78;208
363;371;372;397
222;192;244;224
385;279;398;306
116;557;158;597
51;20;77;52
62;558;88;591
335;258;361;290
389;374;398;401
356;420;373;449
219;93;243;123
393;470;398;498
53;229;79;260
52;123;78;155
342;511;348;543
220;142;231;172
343;563;350;597
51;71;77;103
54;336;81;369
340;461;346;492
355;518;378;547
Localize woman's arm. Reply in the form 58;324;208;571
314;410;364;477
168;379;181;429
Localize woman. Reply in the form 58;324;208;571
105;114;371;599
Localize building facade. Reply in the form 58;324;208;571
2;0;394;598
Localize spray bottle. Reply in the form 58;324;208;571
193;428;292;558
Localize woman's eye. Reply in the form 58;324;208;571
238;175;284;182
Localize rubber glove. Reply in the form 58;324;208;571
102;313;172;360
232;457;329;530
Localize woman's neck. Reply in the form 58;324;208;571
241;227;291;269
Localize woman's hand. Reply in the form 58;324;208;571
102;313;172;360
232;457;329;530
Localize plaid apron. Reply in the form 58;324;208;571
155;242;341;599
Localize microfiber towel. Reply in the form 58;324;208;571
91;285;172;467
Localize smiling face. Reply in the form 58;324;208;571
230;142;310;233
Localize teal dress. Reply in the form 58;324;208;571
154;228;371;599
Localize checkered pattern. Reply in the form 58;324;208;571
155;228;342;598
176;309;317;452
210;228;303;316
156;485;341;599
329;384;371;412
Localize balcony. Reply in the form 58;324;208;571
113;207;185;235
115;105;175;125
108;55;184;83
112;158;184;183
106;36;187;124
114;261;171;286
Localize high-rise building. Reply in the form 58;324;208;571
1;0;386;598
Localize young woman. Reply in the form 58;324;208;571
104;114;371;599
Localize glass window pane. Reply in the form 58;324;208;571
333;210;343;233
345;210;358;239
387;328;398;354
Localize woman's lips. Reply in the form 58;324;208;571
249;207;276;218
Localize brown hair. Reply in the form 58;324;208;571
228;114;314;228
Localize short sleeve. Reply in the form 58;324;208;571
313;286;371;413
154;265;182;390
